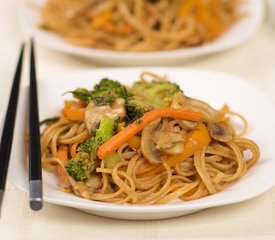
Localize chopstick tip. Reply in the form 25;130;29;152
30;199;43;211
29;180;43;211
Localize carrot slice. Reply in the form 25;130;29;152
70;142;80;158
97;108;202;159
57;145;70;187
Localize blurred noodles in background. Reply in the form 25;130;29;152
40;0;247;52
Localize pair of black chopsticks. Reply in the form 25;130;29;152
0;40;42;214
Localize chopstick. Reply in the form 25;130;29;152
29;39;43;211
0;44;25;214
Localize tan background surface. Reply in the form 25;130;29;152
1;1;275;239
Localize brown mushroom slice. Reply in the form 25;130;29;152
208;122;233;142
171;92;216;122
177;120;197;130
141;118;163;165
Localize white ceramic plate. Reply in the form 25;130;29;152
16;0;264;66
8;67;275;220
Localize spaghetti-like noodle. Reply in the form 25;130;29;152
40;0;246;52
41;72;259;204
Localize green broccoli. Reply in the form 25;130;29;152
95;116;115;142
131;80;182;107
71;88;93;103
91;78;131;105
68;116;115;181
125;97;154;122
71;78;131;106
66;152;92;181
77;137;104;153
78;115;114;152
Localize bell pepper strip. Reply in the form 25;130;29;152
127;135;141;150
97;108;202;159
165;122;211;167
117;124;141;150
57;145;70;187
61;108;85;121
137;122;211;177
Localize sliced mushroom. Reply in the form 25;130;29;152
171;92;217;122
208;122;233;142
141;118;163;165
177;120;197;130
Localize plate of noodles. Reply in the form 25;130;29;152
16;0;264;66
8;67;275;220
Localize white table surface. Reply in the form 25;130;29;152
1;1;275;239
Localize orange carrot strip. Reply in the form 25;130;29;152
62;108;84;121
117;124;141;149
57;145;70;187
70;142;79;158
97;108;202;159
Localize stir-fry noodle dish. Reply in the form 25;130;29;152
41;72;260;205
40;0;246;52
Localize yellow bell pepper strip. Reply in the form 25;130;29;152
61;108;85;121
165;122;211;167
117;123;141;149
97;108;203;160
61;100;85;121
127;135;141;150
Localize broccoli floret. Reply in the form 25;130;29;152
69;116;115;181
71;88;93;103
131;80;182;107
66;152;92;181
70;78;131;106
78;115;115;153
126;97;154;122
91;78;131;105
77;138;104;153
